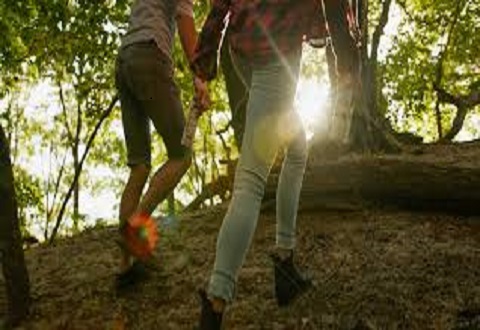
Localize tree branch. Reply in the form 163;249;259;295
58;81;74;144
465;89;480;108
48;95;118;243
44;147;68;240
433;0;467;140
434;85;462;107
5;97;13;145
75;103;82;150
394;0;415;23
370;0;393;63
435;80;480;141
442;106;468;141
434;81;480;109
435;0;466;85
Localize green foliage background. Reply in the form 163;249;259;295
0;0;478;240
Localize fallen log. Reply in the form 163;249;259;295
264;154;480;215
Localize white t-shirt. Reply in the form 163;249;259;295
121;0;193;61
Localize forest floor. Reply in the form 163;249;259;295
9;205;480;329
4;142;480;330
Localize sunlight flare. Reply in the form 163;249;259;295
295;78;330;140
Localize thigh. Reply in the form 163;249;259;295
222;43;249;148
116;54;151;166
123;44;187;160
229;46;252;89
238;49;303;178
141;78;187;160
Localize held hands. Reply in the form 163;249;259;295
193;76;211;113
181;77;210;148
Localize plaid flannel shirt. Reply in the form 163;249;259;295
192;0;358;81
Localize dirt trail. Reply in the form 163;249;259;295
7;204;480;329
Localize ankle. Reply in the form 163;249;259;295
275;248;293;261
209;297;226;313
120;254;132;272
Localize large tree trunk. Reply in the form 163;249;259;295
320;0;401;153
0;125;30;327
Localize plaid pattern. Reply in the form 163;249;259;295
192;0;358;81
227;0;324;57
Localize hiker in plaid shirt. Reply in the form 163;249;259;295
194;0;359;80
191;0;359;328
202;0;360;151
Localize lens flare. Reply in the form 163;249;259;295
295;78;330;140
124;213;159;260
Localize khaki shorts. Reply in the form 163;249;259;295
115;41;187;166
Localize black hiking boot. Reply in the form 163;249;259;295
197;289;223;330
115;260;150;292
271;252;312;307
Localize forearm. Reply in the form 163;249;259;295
177;13;198;64
190;0;231;80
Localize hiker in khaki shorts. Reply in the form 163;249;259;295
114;0;209;288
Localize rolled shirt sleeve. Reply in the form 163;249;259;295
177;0;194;17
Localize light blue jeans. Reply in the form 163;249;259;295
208;47;308;302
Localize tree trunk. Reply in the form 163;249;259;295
432;0;467;141
72;102;82;229
73;143;80;230
311;0;385;153
49;96;118;243
442;106;468;141
0;124;30;327
324;43;337;132
58;82;82;230
348;0;402;152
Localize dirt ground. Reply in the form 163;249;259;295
8;202;480;330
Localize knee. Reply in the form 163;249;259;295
179;151;192;171
171;151;192;173
234;166;267;197
183;152;192;168
286;143;308;168
130;163;150;182
297;142;309;162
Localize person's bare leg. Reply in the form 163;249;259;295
119;164;150;271
136;156;191;215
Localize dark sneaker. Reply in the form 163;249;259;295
115;260;150;292
197;289;223;330
271;252;312;307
